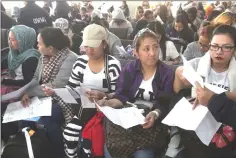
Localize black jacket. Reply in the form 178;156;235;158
1;11;17;29
208;93;236;129
18;2;52;33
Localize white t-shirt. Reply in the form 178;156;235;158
206;68;229;91
134;73;155;109
82;65;108;92
159;41;179;61
14;64;23;80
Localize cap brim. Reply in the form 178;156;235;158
81;40;102;48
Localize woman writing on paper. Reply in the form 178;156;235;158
43;24;121;158
98;28;175;158
172;25;236;158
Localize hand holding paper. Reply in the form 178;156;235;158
95;101;146;129
162;97;222;145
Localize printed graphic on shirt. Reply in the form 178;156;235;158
134;74;155;109
33;17;47;24
207;68;229;91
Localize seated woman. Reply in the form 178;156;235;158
20;27;78;158
148;21;180;65
1;25;40;88
183;24;215;60
173;25;236;158
99;28;175;158
131;6;144;23
43;24;121;158
166;14;194;46
90;10;123;59
109;8;133;37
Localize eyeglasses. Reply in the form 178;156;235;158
198;41;209;49
209;44;235;52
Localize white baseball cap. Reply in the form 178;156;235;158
81;24;108;48
53;18;69;34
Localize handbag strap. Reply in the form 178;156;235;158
104;54;112;93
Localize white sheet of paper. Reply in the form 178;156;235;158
1;80;38;101
54;88;78;104
162;97;222;145
95;101;146;129
74;87;95;108
3;97;52;123
65;86;81;99
181;55;204;87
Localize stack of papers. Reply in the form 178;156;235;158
95;101;146;129
3;97;52;123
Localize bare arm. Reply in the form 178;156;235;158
173;66;192;93
225;92;236;102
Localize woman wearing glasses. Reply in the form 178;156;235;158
132;6;144;23
183;24;215;61
173;25;236;158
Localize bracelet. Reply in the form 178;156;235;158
151;110;160;120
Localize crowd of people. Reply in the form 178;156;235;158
1;1;236;158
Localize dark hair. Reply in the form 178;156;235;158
90;16;109;29
40;27;71;50
207;10;222;21
144;10;153;19
174;14;189;30
212;25;236;46
147;21;169;60
159;5;168;24
81;7;87;12
187;7;197;18
71;20;86;34
87;4;94;10
129;19;148;40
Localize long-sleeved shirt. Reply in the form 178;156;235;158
114;59;175;120
2;57;38;87
183;41;204;61
208;92;236;129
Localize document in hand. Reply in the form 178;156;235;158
54;88;78;104
181;55;204;87
3;97;52;123
162;97;222;146
95;101;146;129
74;87;95;108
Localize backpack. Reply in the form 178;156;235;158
2;127;53;158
